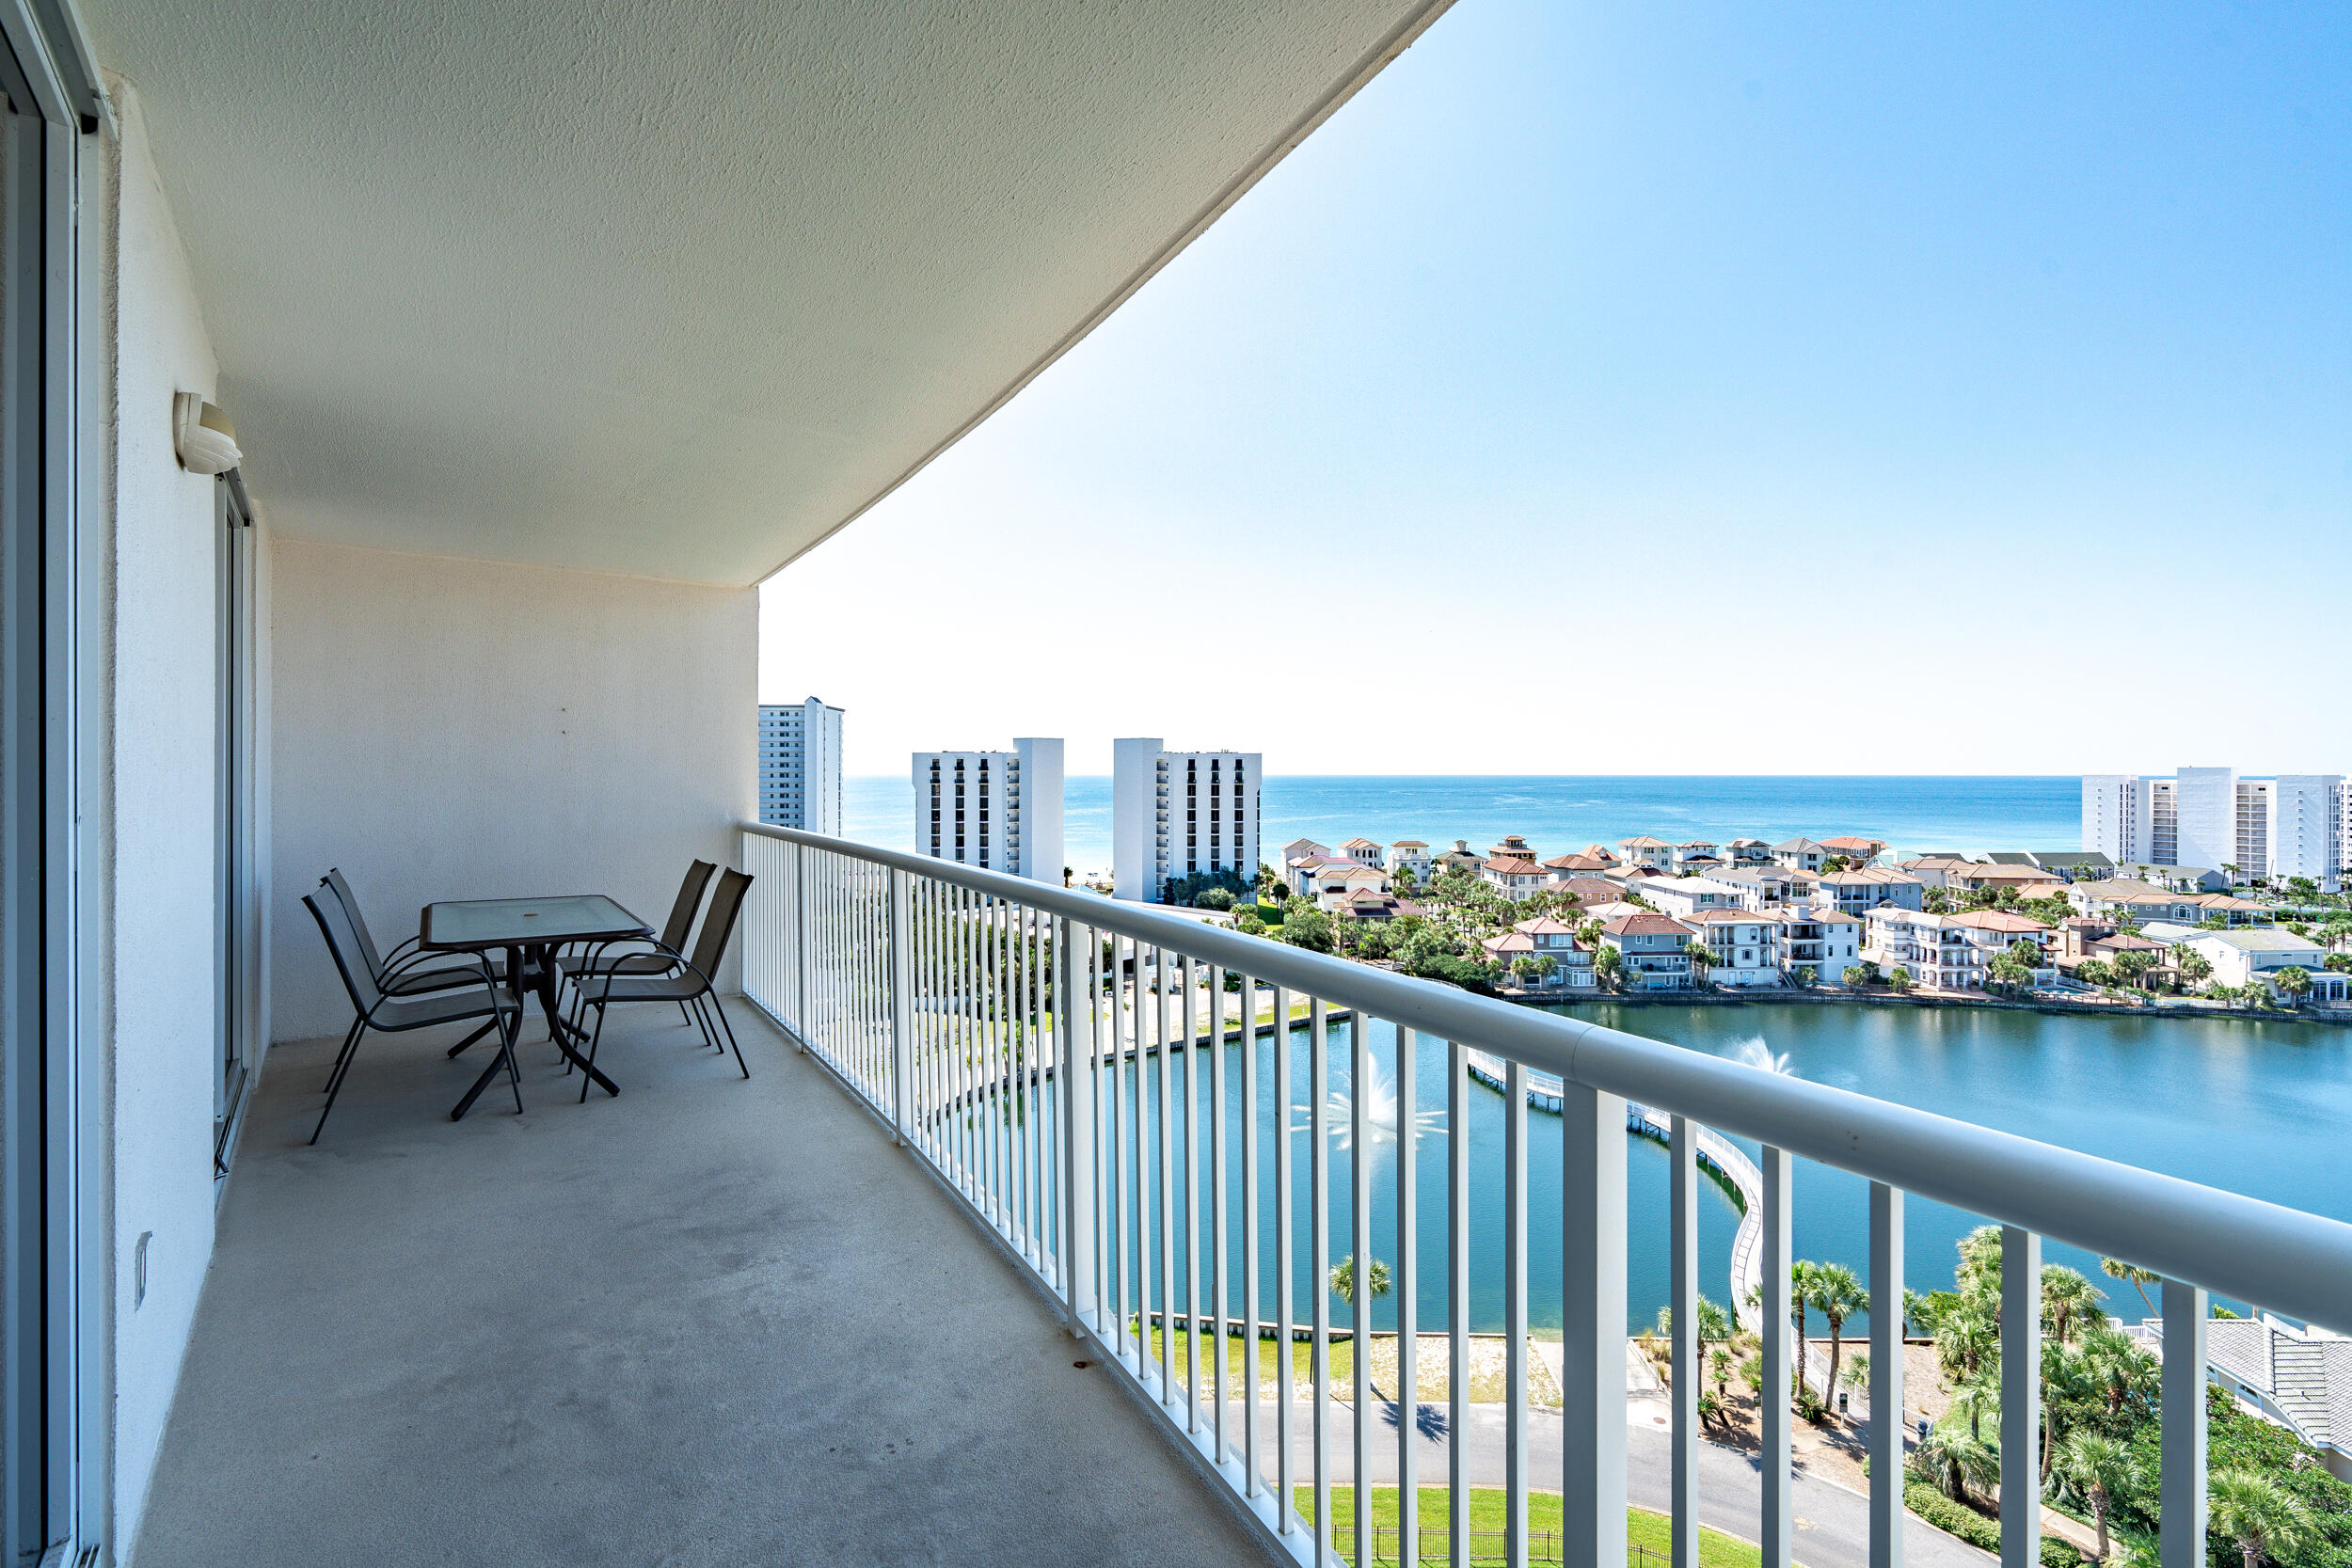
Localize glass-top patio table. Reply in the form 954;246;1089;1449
421;895;650;1117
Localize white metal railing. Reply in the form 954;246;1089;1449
738;824;2352;1568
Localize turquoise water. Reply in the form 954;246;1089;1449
1094;1001;2349;1338
844;773;2081;874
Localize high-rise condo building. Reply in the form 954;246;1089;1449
758;697;844;833
2081;768;2343;891
912;739;1064;882
1112;739;1262;903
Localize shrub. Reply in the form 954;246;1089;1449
1195;887;1235;911
1904;1482;2083;1568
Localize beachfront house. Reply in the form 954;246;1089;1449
1482;854;1553;902
1779;908;1866;980
1899;855;1979;890
1599;912;1697;990
2067;879;2275;928
1313;863;1392;911
1484;916;1596;990
1669;840;1721;872
1867;909;2051;990
1945;863;2067;897
1544;850;1615;880
1722;837;1772;866
1819;835;1888;866
1386;840;1433;881
1771;837;1831;872
1681;909;1784;987
1813;867;1929;917
1708;866;1807;910
1341;836;1386;867
1432;840;1486;878
2147;927;2347;1001
1639;876;1751;921
1488;833;1539;861
1618;834;1677;869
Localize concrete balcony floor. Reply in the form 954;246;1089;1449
135;999;1274;1567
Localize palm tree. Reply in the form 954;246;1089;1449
1329;1254;1391;1308
2274;965;2311;1005
2055;1432;2137;1562
1806;1263;1868;1412
1934;1298;1998;1389
1947;1371;1999;1445
1911;1417;1999;1504
2099;1258;2158;1316
2041;1265;2104;1346
2208;1468;2316;1568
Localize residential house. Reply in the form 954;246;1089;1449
1722;838;1772;867
1579;844;1622;867
1945;863;2067;898
1814;867;1928;916
1820;835;1889;866
1554;878;1623;911
1488;834;1538;861
1681;909;1783;987
1484;917;1595;990
2066;879;2274;927
1386;840;1432;880
1640;877;1752;921
1605;863;1670;892
1431;840;1485;878
1771;838;1830;872
2153;927;2347;1001
1341;889;1425;923
1281;837;1330;867
1708;867;1804;911
2049;923;2178;990
1670;840;1721;872
1311;863;1391;911
1899;856;1979;890
1285;849;1352;898
2009;850;2116;881
1777;908;1865;981
2115;863;2230;894
1868;908;2051;990
2190;1315;2352;1483
1482;855;1552;902
1340;836;1385;867
1618;835;1676;869
1599;912;1696;990
1545;852;1615;880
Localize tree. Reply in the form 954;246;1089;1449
2055;1431;2137;1562
2170;944;2213;987
1888;965;1913;993
1595;944;1624;990
2222;863;2243;885
1805;1262;1868;1413
2042;1265;2104;1347
1281;906;1335;953
1655;1296;1733;1407
2207;1467;2315;1568
1912;1417;1999;1504
1391;861;1419;893
1795;964;1819;989
2273;966;2311;1005
1687;942;1720;983
1843;965;1866;987
1329;1254;1391;1308
2100;1258;2158;1315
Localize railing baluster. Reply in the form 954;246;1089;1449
1762;1146;1793;1568
1276;986;1297;1531
1671;1115;1698;1568
2160;1276;2208;1568
1115;935;1134;1363
1505;1059;1529;1568
1870;1182;1905;1568
888;869;913;1145
1396;1026;1419;1566
1157;945;1177;1406
1012;898;1028;1256
1311;1000;1333;1553
1057;915;1086;1330
2001;1226;2042;1568
1451;1037;1470;1568
1351;1012;1373;1568
1242;974;1263;1500
1184;954;1201;1435
1211;964;1231;1465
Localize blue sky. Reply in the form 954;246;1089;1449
762;0;2352;779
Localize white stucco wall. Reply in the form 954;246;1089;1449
267;540;756;1041
97;82;232;1560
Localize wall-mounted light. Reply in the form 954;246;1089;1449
173;390;242;474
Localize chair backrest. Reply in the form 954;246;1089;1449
689;868;754;983
320;867;389;981
305;891;383;1017
659;860;719;955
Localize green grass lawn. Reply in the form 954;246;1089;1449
1141;1323;1331;1395
1290;1488;1764;1568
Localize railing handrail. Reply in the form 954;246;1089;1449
740;822;2352;1334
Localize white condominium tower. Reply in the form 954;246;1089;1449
912;739;1065;882
2082;768;2343;890
758;697;844;833
1112;739;1261;903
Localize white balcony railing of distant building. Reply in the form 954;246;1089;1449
736;823;2352;1568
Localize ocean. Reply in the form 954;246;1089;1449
842;774;2082;877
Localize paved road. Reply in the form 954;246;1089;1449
1207;1397;1990;1568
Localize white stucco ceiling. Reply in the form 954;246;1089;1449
90;0;1454;585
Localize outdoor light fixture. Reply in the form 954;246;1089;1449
173;390;241;474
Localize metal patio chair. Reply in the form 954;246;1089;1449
304;891;524;1144
564;867;754;1098
319;867;548;1067
553;860;717;1042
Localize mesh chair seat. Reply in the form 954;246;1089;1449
572;970;699;1006
372;985;523;1031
